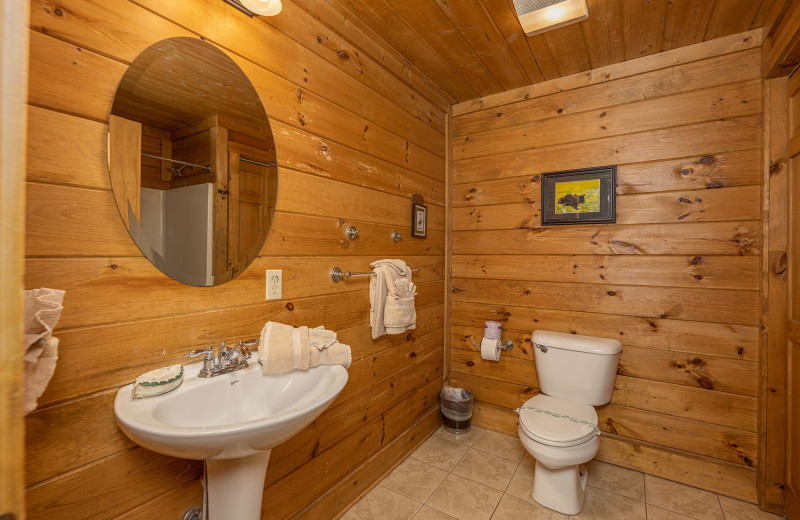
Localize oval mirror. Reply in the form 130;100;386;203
108;37;277;286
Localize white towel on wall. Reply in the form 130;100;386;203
370;259;416;339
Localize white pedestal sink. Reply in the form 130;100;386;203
114;361;348;519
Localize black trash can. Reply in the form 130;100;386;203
440;386;474;435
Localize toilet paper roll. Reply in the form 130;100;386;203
481;337;501;361
484;321;502;340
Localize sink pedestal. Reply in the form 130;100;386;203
206;450;271;520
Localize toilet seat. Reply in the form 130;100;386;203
519;394;598;447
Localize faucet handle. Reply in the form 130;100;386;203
238;338;260;347
184;346;213;358
238;345;252;360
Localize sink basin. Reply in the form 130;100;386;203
114;361;348;519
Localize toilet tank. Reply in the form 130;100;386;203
532;330;622;406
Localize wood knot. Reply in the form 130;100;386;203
691;256;703;265
409;352;416;358
693;275;703;280
680;168;693;176
770;161;784;175
557;108;563;114
531;175;540;182
466;361;475;367
738;347;744;355
699;155;714;165
109;263;118;269
285;302;294;311
773;252;788;275
607;291;617;296
336;50;350;60
54;8;64;15
706;182;723;188
678;197;692;204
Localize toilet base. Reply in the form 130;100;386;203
532;461;588;515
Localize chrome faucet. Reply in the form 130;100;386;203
184;339;258;378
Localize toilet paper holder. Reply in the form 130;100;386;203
500;340;514;351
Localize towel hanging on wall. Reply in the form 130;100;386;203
369;259;417;339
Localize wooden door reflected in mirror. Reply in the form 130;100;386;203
108;37;277;286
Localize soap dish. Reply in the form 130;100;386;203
132;364;183;399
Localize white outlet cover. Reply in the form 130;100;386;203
266;270;282;300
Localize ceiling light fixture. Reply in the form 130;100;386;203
222;0;282;17
513;0;588;36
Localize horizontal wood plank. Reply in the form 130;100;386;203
453;221;760;256
451;278;759;325
452;254;759;290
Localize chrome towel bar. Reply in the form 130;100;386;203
330;266;419;283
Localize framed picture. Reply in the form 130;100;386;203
540;165;616;226
411;202;427;238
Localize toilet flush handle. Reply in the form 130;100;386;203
534;343;548;353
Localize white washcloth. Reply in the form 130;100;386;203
23;288;65;414
309;326;337;350
369;260;411;339
259;322;351;374
370;260;416;338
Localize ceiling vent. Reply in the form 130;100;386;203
513;0;589;36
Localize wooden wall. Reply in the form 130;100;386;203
449;31;763;502
23;0;446;518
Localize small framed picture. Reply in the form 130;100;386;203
541;165;616;226
411;202;427;238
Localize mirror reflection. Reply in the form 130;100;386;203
108;37;277;286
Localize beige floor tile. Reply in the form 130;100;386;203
647;504;696;519
382;458;449;502
413;506;458;520
452;448;519;491
521;452;536;466
718;496;784;520
472;430;524;462
585;460;645;501
434;425;485;446
410;435;470;471
645;476;724;520
342;485;421;520
426;474;503;520
570;486;646;520
491;493;568;520
505;463;535;503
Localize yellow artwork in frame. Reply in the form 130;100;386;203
554;179;601;214
541;165;616;225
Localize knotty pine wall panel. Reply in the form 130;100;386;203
23;0;446;518
450;34;762;502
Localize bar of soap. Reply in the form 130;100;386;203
132;364;183;399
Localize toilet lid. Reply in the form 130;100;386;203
519;395;599;447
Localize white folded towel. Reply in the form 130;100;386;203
370;259;416;339
259;322;351;374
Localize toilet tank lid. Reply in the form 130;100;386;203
532;330;622;355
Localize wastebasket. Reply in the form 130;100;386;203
440;386;474;435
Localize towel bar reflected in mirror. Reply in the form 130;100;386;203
330;266;420;283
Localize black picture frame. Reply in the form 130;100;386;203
411;202;427;238
540;165;616;226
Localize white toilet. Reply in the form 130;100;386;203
517;330;622;515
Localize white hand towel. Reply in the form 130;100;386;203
369;259;412;339
259;322;351;374
24;288;65;414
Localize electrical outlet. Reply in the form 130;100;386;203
266;270;282;300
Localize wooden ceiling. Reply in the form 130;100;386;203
300;0;783;103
